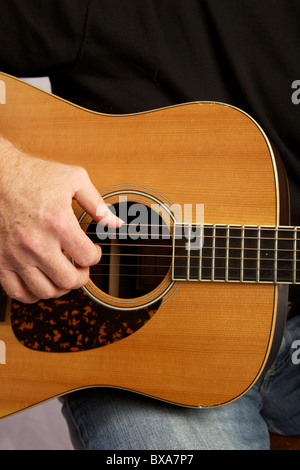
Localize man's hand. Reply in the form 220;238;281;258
0;136;121;303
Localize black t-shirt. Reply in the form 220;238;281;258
1;0;300;295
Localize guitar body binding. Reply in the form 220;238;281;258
0;73;291;415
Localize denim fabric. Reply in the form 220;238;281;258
60;315;300;450
258;314;300;435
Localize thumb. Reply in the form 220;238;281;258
72;169;123;228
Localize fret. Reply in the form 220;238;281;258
173;224;187;280
189;224;203;280
241;226;245;281
243;227;257;282
173;223;202;281
294;227;297;284
172;223;300;284
214;226;227;280
211;225;216;281
274;227;278;283
257;227;261;282
259;227;276;282
225;226;229;282
297;228;300;283
227;226;242;281
277;228;294;283
201;226;213;280
198;227;203;281
186;224;191;281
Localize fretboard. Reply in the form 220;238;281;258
172;224;300;284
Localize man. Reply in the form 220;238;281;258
0;0;299;449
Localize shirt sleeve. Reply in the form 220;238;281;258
0;0;90;78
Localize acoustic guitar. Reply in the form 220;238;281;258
0;72;297;419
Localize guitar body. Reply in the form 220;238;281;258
0;73;288;418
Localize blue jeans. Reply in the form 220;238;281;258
60;315;300;450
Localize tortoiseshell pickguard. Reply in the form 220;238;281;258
10;289;161;353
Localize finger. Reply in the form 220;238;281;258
18;265;73;300
96;200;122;228
58;213;102;268
0;270;40;304
37;249;92;291
72;169;123;227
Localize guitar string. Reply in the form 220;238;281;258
83;231;300;244
77;223;300;277
80;221;299;229
91;243;300;258
80;220;300;233
94;241;299;252
89;270;299;279
89;266;300;275
95;252;299;262
84;230;300;243
89;270;299;278
89;255;300;278
88;248;300;278
80;221;300;257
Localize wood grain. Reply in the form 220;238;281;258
0;73;283;418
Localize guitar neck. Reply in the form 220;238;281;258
172;224;300;284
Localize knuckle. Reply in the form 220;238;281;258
84;245;101;267
72;241;100;268
15;226;44;256
77;253;97;269
58;274;76;291
6;287;23;301
72;165;89;183
0;270;38;303
76;256;90;269
35;285;56;300
59;268;89;290
42;207;68;236
2;283;33;303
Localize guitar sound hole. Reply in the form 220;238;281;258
88;202;173;299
